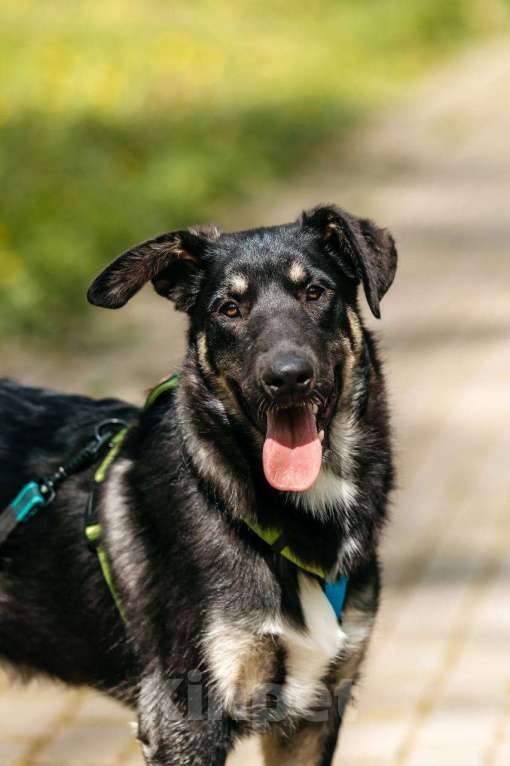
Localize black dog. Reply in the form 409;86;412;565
0;204;397;765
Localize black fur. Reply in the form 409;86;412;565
0;205;396;765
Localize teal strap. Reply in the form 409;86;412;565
0;481;46;545
10;481;45;522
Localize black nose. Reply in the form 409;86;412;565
262;354;314;397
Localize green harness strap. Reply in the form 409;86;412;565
84;374;181;617
144;375;182;408
242;517;327;579
242;517;349;619
84;427;131;617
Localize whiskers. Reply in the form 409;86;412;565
256;391;327;423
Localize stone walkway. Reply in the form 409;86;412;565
1;41;509;765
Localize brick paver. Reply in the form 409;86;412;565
1;41;509;766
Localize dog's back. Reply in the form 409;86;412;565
0;379;138;694
0;379;135;497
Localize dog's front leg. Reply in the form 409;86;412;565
261;715;341;766
261;682;352;766
261;719;338;766
138;718;232;766
137;672;233;766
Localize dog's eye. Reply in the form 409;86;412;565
220;301;241;319
305;285;324;302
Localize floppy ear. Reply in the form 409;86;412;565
87;226;219;311
302;204;397;318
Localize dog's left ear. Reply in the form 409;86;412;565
87;226;220;311
301;205;397;318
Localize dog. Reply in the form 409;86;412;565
0;204;397;765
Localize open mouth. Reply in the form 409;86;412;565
229;369;341;493
263;402;323;493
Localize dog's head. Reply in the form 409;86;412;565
89;205;397;493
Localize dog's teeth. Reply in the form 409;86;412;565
319;429;325;442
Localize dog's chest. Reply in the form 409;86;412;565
272;573;347;715
206;573;347;720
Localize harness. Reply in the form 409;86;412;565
0;375;348;621
243;517;349;619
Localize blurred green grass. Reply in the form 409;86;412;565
0;0;506;342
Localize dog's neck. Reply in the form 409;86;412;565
167;341;379;576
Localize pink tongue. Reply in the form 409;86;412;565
263;406;322;492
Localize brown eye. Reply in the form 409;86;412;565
305;284;324;302
220;301;241;318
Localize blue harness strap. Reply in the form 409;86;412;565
325;576;349;620
0;481;46;544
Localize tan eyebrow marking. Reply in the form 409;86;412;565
229;274;249;294
289;261;306;283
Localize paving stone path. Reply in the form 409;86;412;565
1;41;509;766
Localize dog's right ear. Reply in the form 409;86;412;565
87;227;219;311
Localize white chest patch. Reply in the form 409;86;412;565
272;573;346;715
206;573;346;719
287;466;357;520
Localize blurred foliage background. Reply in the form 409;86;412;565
0;0;507;344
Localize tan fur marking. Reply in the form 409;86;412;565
196;332;212;375
215;374;244;416
339;336;356;403
177;368;250;512
262;725;326;766
234;634;279;715
229;274;249;294
289;261;305;283
337;307;364;406
346;306;363;354
195;335;241;416
205;619;277;717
